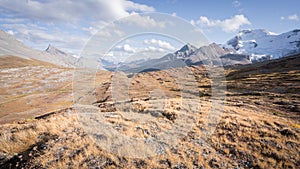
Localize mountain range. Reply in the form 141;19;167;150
105;29;300;73
0;29;299;70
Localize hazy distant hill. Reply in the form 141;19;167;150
0;30;76;67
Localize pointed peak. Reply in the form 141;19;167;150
208;42;219;46
173;43;198;58
186;43;197;48
177;43;197;53
45;44;67;56
46;44;56;51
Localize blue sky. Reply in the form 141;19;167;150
139;0;300;42
0;0;299;56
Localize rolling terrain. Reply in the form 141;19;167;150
0;55;73;124
0;54;299;168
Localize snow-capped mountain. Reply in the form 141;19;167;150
174;43;197;58
102;29;300;72
0;30;76;67
226;29;300;61
3;27;298;71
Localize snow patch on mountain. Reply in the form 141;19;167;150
226;29;300;61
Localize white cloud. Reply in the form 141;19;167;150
190;20;196;26
288;14;299;21
114;44;136;53
122;0;155;12
191;15;251;32
232;1;241;7
144;39;175;51
0;0;155;23
143;46;165;52
121;14;166;28
123;44;136;53
0;18;27;23
82;27;99;35
85;23;124;39
281;14;299;21
104;52;114;57
2;23;88;53
0;0;156;54
6;30;14;35
2;23;57;41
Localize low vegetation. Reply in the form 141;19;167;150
0;55;299;168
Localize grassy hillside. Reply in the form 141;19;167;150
0;54;299;168
0;55;59;69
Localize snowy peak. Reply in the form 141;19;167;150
174;43;197;58
45;44;67;56
227;29;277;50
176;43;197;53
226;29;300;61
238;29;278;37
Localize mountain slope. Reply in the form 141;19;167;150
186;43;228;65
44;44;76;67
0;55;59;69
0;30;76;67
45;44;68;56
226;29;300;61
220;54;251;66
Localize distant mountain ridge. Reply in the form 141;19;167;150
111;43;240;73
100;29;300;72
1;28;299;70
0;30;76;67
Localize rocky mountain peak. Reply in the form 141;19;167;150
174;43;197;58
45;44;67;56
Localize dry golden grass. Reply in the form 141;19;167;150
0;62;74;123
0;54;299;168
0;55;59;69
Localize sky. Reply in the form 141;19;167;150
0;0;299;57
